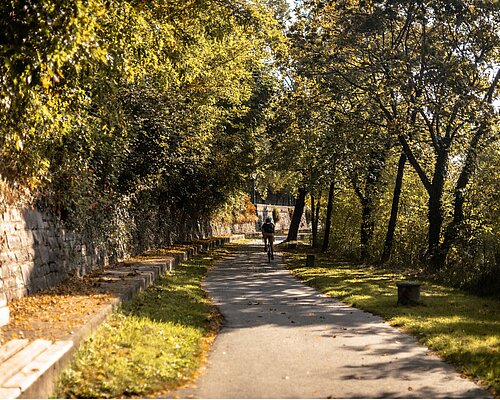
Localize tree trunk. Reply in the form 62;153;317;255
311;194;315;244
440;71;499;262
441;128;485;264
311;192;321;248
315;193;321;235
360;197;375;260
311;194;318;248
286;187;307;242
352;149;386;262
381;152;406;263
427;149;448;272
322;179;335;252
398;134;449;271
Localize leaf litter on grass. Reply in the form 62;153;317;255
56;245;232;398
1;243;222;344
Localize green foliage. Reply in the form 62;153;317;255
276;0;500;285
272;207;281;223
57;246;232;398
283;248;500;396
0;0;286;243
213;191;258;225
2;0;498;294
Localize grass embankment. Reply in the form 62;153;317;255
56;245;234;398
282;247;500;396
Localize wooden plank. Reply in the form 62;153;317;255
3;341;73;392
0;339;29;364
0;307;9;327
0;387;21;399
0;340;29;364
0;340;51;386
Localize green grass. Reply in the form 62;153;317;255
56;245;233;398
282;248;500;397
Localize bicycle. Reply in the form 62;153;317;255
267;242;274;262
262;218;275;263
264;235;274;262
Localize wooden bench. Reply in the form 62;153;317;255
0;339;73;398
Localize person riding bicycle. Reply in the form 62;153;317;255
261;217;275;257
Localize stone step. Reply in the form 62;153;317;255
2;341;73;396
0;340;51;387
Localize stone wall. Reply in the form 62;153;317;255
0;206;129;303
255;204;309;232
0;205;260;305
211;204;311;236
211;222;257;236
0;203;308;307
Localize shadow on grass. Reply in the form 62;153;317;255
283;248;500;396
120;249;231;331
56;246;234;399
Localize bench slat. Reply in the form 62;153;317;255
3;341;73;392
0;340;29;365
0;340;51;386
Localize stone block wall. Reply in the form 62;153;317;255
0;206;127;303
0;204;261;306
0;202;308;309
255;204;309;232
211;222;258;236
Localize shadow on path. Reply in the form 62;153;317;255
169;243;490;399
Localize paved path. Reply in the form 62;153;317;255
171;242;490;399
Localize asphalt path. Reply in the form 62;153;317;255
170;240;490;399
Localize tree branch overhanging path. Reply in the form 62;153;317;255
1;0;499;396
2;0;498;289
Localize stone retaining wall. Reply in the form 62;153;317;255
0;236;234;399
255;204;309;232
211;222;257;236
0;203;307;307
0;206;122;303
0;205;258;306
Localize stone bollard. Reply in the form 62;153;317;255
306;254;315;267
397;281;422;305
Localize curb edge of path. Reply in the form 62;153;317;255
0;235;244;399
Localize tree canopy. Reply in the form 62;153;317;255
1;0;285;245
266;0;499;294
1;0;499;295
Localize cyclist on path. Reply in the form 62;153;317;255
261;217;275;258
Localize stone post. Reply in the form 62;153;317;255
306;254;315;267
397;281;422;305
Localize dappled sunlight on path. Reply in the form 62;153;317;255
168;242;490;399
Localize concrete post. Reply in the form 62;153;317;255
306;254;315;268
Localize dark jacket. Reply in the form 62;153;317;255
262;222;275;234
